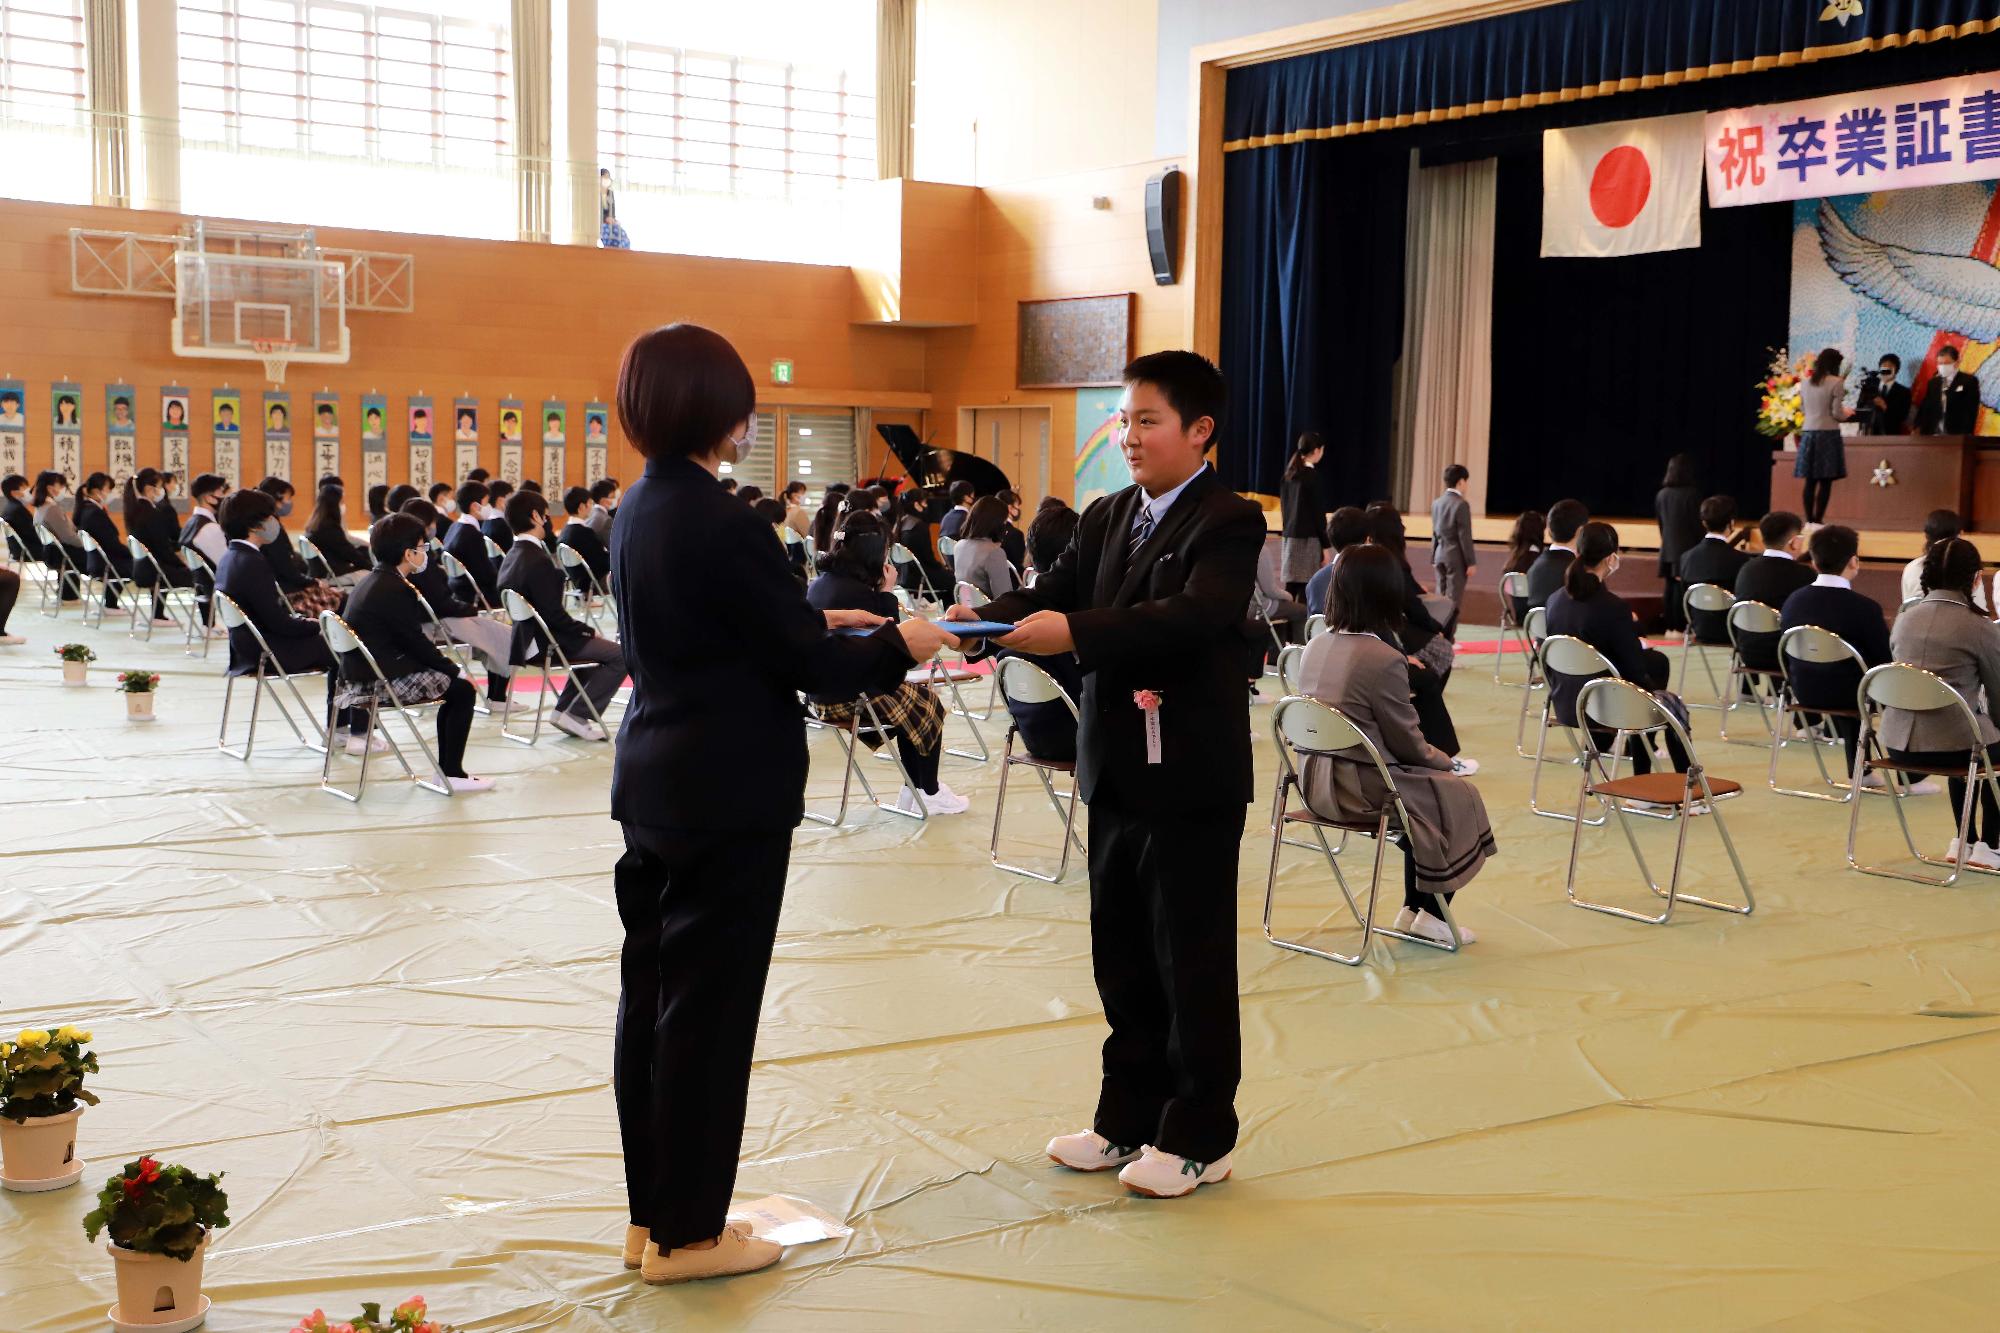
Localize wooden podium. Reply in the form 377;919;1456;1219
1769;435;2000;530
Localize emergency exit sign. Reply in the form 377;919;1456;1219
771;359;794;385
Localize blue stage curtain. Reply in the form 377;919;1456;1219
1225;0;2000;148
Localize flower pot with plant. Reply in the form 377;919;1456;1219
0;1025;99;1192
291;1294;456;1333
56;642;96;686
85;1157;229;1332
119;671;162;721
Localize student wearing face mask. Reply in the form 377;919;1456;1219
124;469;197;623
1861;353;1912;435
73;472;137;613
499;489;626;741
397;497;516;712
257;476;344;617
558;485;612;595
335;512;493;791
30;469;87;601
1918;345;1984;436
443;480;502;605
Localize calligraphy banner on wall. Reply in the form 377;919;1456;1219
1708;73;2000;207
452;396;479;484
541;400;566;494
161;387;191;478
0;380;25;479
263;392;292;482
51;381;82;483
106;384;137;483
498;397;524;485
583;401;609;485
361;393;388;488
212;387;242;488
408;395;434;489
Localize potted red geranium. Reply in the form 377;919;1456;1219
83;1157;230;1331
291;1294;455;1333
56;642;96;685
0;1025;99;1192
117;670;163;721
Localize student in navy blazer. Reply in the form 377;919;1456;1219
1779;524;1891;775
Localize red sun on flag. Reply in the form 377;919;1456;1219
1589;145;1652;228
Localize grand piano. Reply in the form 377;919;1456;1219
871;423;1010;518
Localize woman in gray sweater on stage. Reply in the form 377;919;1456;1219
1797;347;1855;525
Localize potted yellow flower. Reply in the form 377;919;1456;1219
117;670;163;721
84;1157;229;1332
0;1025;99;1192
56;642;96;686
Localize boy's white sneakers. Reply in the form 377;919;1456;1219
1117;1146;1233;1198
1045;1129;1140;1172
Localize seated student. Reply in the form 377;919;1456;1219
518;479;542;496
1544;521;1690;776
481;480;516;554
1023;498;1074;582
1780;523;1902;785
119;470;188;626
384;484;419;520
304;483;371;582
180;472;230;629
2;473;35;557
397;498;514;711
73;472;136;611
811;482;852;554
366;484;391;524
997;488;1027;572
1500;510;1545;625
719;477;737;497
212;487;370;752
1359;504;1473;772
1902;509;1991;614
892;490;946;595
1527;498;1588;611
426;481;456;523
30;470;87;600
953;495;1017;601
0;560;17;643
1883;536;2000;868
443;480;502;605
998;504;1085;761
497;489;626;741
585;477;619;539
464;468;489;485
335;512;493;792
1733;510;1816;674
256;476;344;617
1305;506;1369;618
754;496;808;585
1252;537;1309;647
1298;545;1496;945
937;480;975;541
805;508;968;814
1678;495;1752;644
557;485;611;594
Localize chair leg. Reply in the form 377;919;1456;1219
1262;784;1379;967
802;723;860;827
929;661;990;762
374;692;452;797
990;742;1084;882
1530;711;1606;826
502;668;552;745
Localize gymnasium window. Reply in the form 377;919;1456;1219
596;0;875;265
0;0;90;204
177;0;514;239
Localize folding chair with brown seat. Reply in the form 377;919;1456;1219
1847;661;2000;887
988;656;1085;882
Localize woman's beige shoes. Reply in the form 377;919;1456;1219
640;1222;782;1285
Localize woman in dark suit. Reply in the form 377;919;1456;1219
1278;432;1328;600
305;482;371;578
124;468;194;624
1654;453;1702;632
73;472;136;611
606;324;954;1286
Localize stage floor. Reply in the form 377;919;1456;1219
6;620;2000;1331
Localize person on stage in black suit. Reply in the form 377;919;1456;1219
1677;495;1752;645
1780;524;1893;779
444;480;502;605
1278;432;1328;601
1861;353;1912;435
558;485;611;595
1733;510;1816;676
497;490;625;741
1526;498;1588;612
1654;454;1701;632
950;350;1263;1200
1918;345;1983;436
603;324;953;1285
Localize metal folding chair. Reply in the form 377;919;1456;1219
555;540;612;633
1275;644;1305;696
1847;662;2000;886
1768;625;1867;802
296;533;336;582
482;533;506;564
126;537;201;644
1717;599;1781;742
408;579;491;716
1304;613;1327;641
7;525;60;614
1264;695;1463;965
1896;594;1923;615
1515;605;1549;759
937;534;958;564
317;610;453;800
34;523;82;619
1493;571;1531;683
1564;677;1754;924
212;591;330;760
800;691;929;828
75;530;137;631
435;547;494;613
497;587;612;744
988;657;1085;881
1677;582;1734;709
891;542;942;606
178;544;220;658
954;579;984;609
1530;634;1622;826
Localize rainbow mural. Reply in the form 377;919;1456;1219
1073;388;1131;506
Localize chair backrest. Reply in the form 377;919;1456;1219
124;535;152;570
555;542;585;571
482;534;505;562
3;525;30;564
1540;633;1616;680
1779;623;1863;672
1499;570;1529;598
1684;582;1734;614
181;543;216;580
1578;675;1670;734
956;580;987;609
1725;598;1781;641
1524;604;1549;646
891;543;916;567
1304;613;1327;641
1269;697;1406;820
216;589;284;665
76;529;103;557
996;655;1081;721
1276;643;1306;696
1861;660;1971;713
937;534;957;559
436;548;469;582
1898;594;1923;614
318;608;375;674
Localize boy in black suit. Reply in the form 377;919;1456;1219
1861;354;1912;435
499;489;625;741
1918;345;1983;435
1779;523;1893;778
1677;495;1751;644
444;480;502;606
953;351;1263;1199
559;485;611;594
1526;498;1588;611
1733;511;1816;674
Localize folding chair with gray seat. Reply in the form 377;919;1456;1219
126;537;201;644
316;610;454;800
1304;613;1327;642
891;542;941;605
1494;571;1531;683
1717;599;1782;743
555;541;612;633
800;690;929;828
408;577;491;715
7;525;60;615
435;546;494;614
178;544;221;658
1769;624;1868;803
1530;634;1629;826
497;586;612;745
1515;605;1550;759
34;523;83;619
1264;695;1464;966
1564;677;1754;925
75;529;137;631
1275;644;1306;697
296;533;336;582
1677;582;1735;709
936;534;958;564
482;533;506;565
988;656;1086;881
212;591;330;760
1847;661;2000;886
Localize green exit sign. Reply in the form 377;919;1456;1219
771;358;794;385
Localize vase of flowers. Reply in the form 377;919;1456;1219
56;643;95;686
1756;346;1813;447
291;1294;455;1333
84;1157;229;1331
118;670;162;721
0;1026;99;1192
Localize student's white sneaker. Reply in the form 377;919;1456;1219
344;733;391;756
1908;779;1943;796
922;781;970;814
0;633;23;645
1944;838;2000;870
1408;909;1475;945
1045;1130;1142;1172
446;775;495;793
551;709;606;742
1391;906;1418;934
895;785;928;816
1117;1146;1232;1198
1449;755;1480;776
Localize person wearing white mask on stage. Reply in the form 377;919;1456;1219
1919;345;1984;436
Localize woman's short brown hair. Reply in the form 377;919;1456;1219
616;323;756;460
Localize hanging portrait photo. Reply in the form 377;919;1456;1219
162;393;190;431
213;392;242;434
107;385;138;485
499;408;522;441
453;402;478;442
542;405;565;444
52;380;83;484
53;387;82;431
408;402;433;442
313;397;338;437
0;379;23;479
584;409;608;443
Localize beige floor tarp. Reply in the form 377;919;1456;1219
5;621;2000;1331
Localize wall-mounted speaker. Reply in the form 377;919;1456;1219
1144;166;1182;286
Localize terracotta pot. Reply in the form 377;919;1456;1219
126;692;156;721
0;1106;84;1190
107;1232;210;1331
62;660;88;686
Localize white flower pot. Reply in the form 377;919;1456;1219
126;692;156;721
0;1106;85;1191
107;1233;211;1333
62;660;88;686
1783;432;1799;453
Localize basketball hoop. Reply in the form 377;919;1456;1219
252;339;297;385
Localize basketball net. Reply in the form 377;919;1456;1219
253;339;296;385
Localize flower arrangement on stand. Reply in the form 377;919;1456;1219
0;1025;99;1192
117;670;163;721
56;643;96;686
83;1157;229;1332
291;1294;455;1333
1757;346;1814;444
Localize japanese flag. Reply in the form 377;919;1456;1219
1542;113;1704;258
